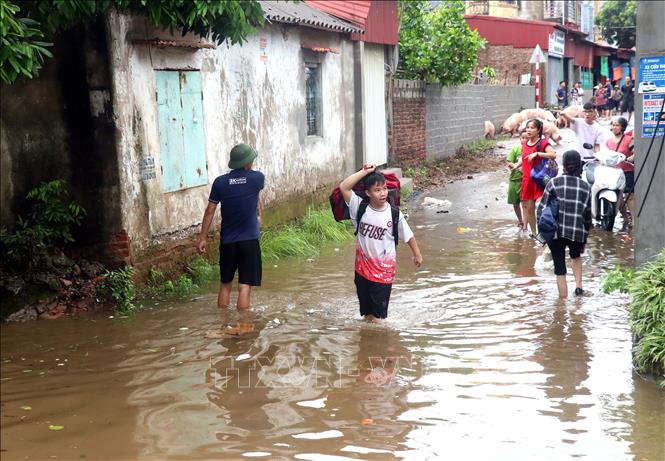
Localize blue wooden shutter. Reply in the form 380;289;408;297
179;71;208;189
156;71;185;192
155;70;208;193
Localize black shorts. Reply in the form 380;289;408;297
219;239;262;286
624;170;634;193
621;99;634;113
547;238;584;276
354;272;392;319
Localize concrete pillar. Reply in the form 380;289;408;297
353;41;364;171
635;1;665;266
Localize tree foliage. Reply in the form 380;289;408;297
596;0;636;49
1;0;267;84
0;1;53;84
398;0;484;86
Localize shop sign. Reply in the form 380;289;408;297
548;30;565;58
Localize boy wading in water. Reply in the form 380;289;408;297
340;165;423;322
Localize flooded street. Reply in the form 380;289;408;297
1;168;663;461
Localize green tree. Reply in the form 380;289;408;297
398;0;484;86
596;0;636;49
1;0;267;84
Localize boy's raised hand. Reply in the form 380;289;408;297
362;163;376;173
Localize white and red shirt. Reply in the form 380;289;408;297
347;193;414;284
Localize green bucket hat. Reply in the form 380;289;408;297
228;143;257;169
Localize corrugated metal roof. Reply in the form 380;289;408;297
305;0;371;28
261;0;363;34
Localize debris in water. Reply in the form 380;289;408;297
292;430;343;440
456;227;472;234
48;425;64;431
204;330;224;339
423;197;452;212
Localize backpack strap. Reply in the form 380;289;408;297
354;202;401;248
354;201;369;236
391;206;400;248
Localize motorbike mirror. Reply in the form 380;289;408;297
583;143;594;149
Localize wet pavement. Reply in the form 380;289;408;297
1;159;664;460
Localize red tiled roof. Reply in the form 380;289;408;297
305;0;371;27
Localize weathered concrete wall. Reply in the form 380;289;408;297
392;80;426;166
425;83;534;160
106;12;356;256
634;0;665;266
0;21;125;263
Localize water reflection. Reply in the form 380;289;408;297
533;301;592;424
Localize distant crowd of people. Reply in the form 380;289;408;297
556;77;634;121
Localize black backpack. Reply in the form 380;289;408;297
354;202;401;247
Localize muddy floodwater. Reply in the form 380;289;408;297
1;170;663;461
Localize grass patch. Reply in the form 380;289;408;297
139;256;220;301
605;250;665;386
187;255;220;285
458;138;497;156
261;206;354;261
601;266;636;294
101;266;137;315
629;251;665;386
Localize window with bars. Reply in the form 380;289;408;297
305;63;322;136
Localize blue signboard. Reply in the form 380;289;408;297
642;94;665;138
638;56;665;94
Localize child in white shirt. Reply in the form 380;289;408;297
340;165;423;321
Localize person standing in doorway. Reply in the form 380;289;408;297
537;150;592;298
620;77;635;122
571;81;584;106
556;81;568;108
594;85;608;119
198;143;265;309
610;83;623;115
520;119;557;237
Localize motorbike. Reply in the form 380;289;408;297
581;143;626;232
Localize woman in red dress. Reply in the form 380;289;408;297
520;119;557;236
